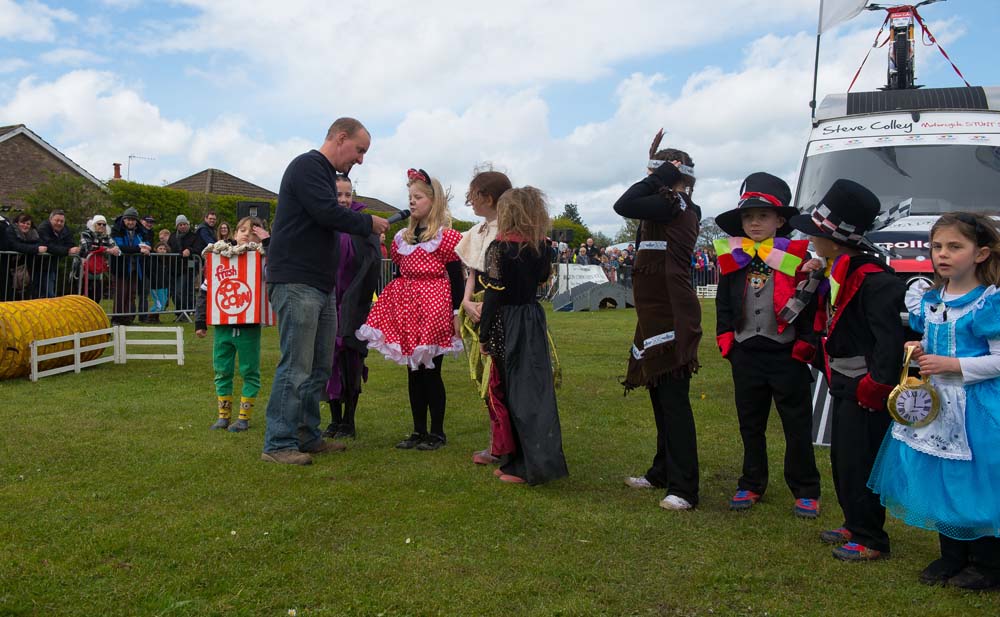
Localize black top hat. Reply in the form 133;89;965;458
715;172;796;238
788;179;883;253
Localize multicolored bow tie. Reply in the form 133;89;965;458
714;236;802;277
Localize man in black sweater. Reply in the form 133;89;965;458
261;117;390;466
36;209;79;297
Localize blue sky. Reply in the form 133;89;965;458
1;0;997;233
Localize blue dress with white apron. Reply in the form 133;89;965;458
868;284;1000;540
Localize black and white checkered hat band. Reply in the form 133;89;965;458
811;205;866;244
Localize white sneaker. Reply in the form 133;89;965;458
624;476;655;489
659;494;693;510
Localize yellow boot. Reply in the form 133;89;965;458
211;396;232;430
228;397;253;432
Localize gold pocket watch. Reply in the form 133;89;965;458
887;345;941;428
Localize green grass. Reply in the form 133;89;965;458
1;303;997;616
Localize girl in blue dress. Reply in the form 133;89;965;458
869;212;1000;591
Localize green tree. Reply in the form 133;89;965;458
560;203;584;227
697;216;727;249
591;231;613;248
551;216;589;247
15;172;111;228
614;218;639;244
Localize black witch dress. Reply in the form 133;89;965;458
479;240;569;485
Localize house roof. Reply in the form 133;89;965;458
355;195;400;214
167;168;278;200
0;124;105;190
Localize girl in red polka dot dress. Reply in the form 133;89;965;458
357;168;465;450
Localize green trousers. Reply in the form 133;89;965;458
213;325;261;398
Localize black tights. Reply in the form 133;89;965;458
407;355;446;436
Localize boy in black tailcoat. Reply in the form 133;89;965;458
789;179;905;562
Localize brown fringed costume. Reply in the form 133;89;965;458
623;194;702;389
614;155;702;507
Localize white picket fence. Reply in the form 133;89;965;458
29;326;184;382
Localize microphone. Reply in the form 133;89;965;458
386;209;411;225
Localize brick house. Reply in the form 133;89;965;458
0;124;105;210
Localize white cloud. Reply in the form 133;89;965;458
0;0;75;42
0;71;192;180
40;47;108;66
0;7;970;238
185;115;312;187
153;0;819;118
0;57;29;73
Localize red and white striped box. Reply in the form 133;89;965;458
205;251;274;326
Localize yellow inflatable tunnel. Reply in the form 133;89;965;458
0;295;111;380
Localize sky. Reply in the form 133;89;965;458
1;0;997;235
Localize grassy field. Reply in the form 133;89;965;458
1;303;997;616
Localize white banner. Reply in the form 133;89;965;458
554;264;609;294
819;0;869;33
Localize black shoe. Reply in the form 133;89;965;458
395;432;427;449
919;558;966;586
948;566;1000;590
322;423;340;438
416;433;447;451
334;425;356;439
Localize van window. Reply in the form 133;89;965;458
795;144;1000;214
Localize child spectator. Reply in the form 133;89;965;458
869;213;1000;589
713;172;821;517
357;168;464;450
195;217;270;432
479;186;568;485
149;242;172;314
789;179;905;561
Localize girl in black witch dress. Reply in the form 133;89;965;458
478;186;568;485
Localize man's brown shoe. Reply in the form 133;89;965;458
260;449;313;465
301;439;347;455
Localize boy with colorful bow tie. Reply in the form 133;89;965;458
714;172;822;518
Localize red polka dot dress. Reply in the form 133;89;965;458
357;228;464;369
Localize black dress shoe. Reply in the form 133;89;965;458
919;558;966;586
948;566;1000;590
395;432;427;449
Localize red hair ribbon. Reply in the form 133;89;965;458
740;192;783;208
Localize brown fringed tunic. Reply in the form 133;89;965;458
616;176;702;391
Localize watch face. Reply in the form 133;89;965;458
889;385;939;428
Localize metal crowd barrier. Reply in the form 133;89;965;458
0;251;78;300
0;250;203;324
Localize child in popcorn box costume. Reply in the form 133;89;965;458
789;179;906;562
713;172;822;517
195;216;271;432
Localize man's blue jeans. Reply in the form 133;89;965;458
262;283;337;453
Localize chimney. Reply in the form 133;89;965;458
112;163;122;180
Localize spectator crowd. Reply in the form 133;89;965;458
0;206;236;324
549;236;719;288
